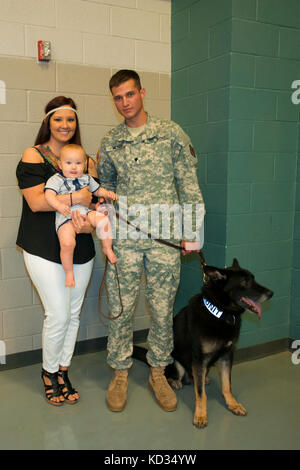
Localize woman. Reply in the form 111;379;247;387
16;96;98;405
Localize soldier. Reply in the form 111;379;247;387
97;69;205;413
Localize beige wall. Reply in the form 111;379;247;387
0;0;171;356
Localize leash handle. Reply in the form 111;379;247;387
98;205;207;320
98;250;207;321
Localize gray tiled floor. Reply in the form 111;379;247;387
0;349;299;450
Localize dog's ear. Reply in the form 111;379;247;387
231;258;240;270
204;265;227;281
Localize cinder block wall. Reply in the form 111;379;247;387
172;0;299;348
0;0;171;358
172;0;231;314
225;0;299;347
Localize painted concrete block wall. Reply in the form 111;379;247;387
172;0;299;347
226;0;299;347
172;0;231;314
292;169;300;339
0;0;171;357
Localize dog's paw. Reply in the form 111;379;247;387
228;402;247;416
193;413;208;428
167;378;182;390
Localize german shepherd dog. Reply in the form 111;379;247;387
133;258;273;428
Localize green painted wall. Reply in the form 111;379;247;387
172;0;300;346
292;163;300;339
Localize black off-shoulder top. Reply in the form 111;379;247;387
16;148;96;264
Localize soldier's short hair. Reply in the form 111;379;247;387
109;70;142;92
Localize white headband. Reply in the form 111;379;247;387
45;106;78;119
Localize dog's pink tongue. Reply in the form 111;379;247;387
245;298;262;318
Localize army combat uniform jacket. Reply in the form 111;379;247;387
98;114;205;243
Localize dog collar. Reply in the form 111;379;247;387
203;298;236;325
203;298;223;318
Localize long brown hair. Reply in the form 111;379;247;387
34;96;82;146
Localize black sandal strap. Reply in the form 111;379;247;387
58;369;77;397
41;369;62;399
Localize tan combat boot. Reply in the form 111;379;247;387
106;369;128;412
149;366;177;412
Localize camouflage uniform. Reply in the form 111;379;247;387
97;114;205;370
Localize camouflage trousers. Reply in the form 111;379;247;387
105;239;181;370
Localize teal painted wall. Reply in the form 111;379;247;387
172;0;300;347
292;164;300;339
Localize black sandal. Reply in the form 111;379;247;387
41;369;64;406
58;369;79;404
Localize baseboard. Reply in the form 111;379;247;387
234;337;293;364
0;332;294;371
0;329;149;371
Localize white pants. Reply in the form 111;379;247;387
23;251;94;373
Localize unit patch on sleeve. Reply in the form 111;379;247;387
96;149;101;164
189;145;196;158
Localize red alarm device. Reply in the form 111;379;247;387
37;41;51;61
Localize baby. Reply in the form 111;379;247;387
45;144;117;287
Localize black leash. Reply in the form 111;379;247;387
115;211;206;269
98;258;124;321
98;208;206;321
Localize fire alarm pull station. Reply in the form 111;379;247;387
38;41;51;61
